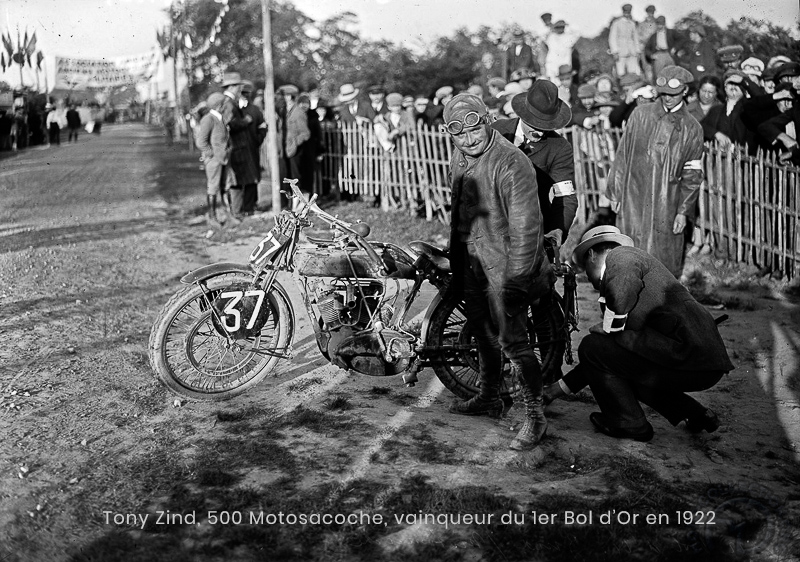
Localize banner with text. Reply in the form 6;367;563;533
54;51;159;90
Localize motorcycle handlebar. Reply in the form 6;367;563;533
282;179;386;275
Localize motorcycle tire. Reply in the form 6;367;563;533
427;291;566;401
148;273;292;401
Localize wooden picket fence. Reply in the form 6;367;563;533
316;122;800;278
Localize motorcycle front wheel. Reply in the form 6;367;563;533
148;273;292;401
427;291;566;401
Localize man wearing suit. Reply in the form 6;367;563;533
336;83;361;125
239;80;267;214
220;71;255;223
491;79;578;249
504;29;535;81
545;226;734;441
357;84;389;123
196;92;231;226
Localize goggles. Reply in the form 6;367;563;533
656;77;683;89
443;111;485;134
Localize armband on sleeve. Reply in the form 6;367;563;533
602;306;628;333
683;159;702;171
549;180;575;202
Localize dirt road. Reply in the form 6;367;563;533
1;124;798;561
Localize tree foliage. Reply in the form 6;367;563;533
177;0;799;105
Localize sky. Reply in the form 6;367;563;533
1;0;798;91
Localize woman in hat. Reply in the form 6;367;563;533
677;25;718;83
699;70;753;150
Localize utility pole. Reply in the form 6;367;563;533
261;0;281;213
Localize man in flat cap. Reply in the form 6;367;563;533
444;93;553;451
195;92;231;227
357;84;389;124
608;4;642;78
543;226;733;442
644;15;681;79
606;65;704;278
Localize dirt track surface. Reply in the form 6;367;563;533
1;124;799;561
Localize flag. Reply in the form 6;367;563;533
22;30;27;52
1;33;12;59
36;51;43;70
1;52;5;73
25;31;36;57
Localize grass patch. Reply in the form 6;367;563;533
380;425;461;465
367;386;392;396
278;405;366;435
324;394;353;411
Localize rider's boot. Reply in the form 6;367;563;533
449;346;506;418
509;359;547;451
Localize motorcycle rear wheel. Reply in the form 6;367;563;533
148;273;292;401
427;292;566;401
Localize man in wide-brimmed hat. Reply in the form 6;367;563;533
444;93;553;452
220;71;255;223
542;226;733;443
491;79;578;248
336;83;361;125
606;65;704;277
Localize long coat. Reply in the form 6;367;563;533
221;93;260;186
606;102;704;277
242;102;267;182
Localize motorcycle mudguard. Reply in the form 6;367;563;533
180;262;295;338
180;262;254;285
419;291;447;346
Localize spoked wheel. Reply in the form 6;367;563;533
148;273;292;400
427;292;566;401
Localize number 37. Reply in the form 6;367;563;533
220;290;265;332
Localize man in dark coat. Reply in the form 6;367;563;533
220;72;257;222
606;65;704;278
678;25;718;82
504;30;536;81
66;104;81;142
544;226;733;441
444;93;554;451
336;83;361;125
240;80;267;213
491;79;578;248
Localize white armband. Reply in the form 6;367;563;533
549;180;575;202
602;307;628;333
683;159;702;171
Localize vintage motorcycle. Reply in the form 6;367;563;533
149;179;577;401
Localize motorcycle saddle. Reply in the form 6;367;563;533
408;240;451;273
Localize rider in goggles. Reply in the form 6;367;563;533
443;111;487;134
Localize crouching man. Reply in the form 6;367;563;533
444;93;554;451
544;226;734;441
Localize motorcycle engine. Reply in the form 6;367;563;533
314;279;385;330
310;279;414;375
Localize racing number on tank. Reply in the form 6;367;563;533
219;290;266;332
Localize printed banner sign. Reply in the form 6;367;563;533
54;51;158;89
